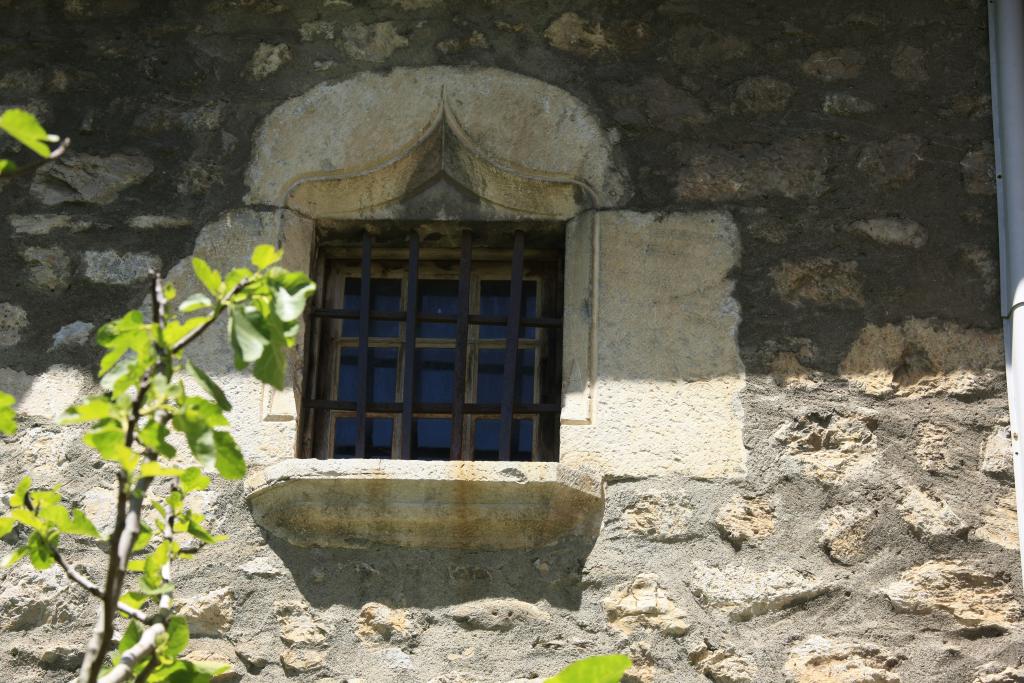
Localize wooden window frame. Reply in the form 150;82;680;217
301;227;563;462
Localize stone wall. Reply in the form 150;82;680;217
1;1;1022;682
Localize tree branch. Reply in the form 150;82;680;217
95;622;166;683
170;277;253;354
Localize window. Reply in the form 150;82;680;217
302;224;563;462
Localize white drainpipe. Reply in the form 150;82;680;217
989;0;1024;578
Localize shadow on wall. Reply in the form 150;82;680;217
263;533;595;611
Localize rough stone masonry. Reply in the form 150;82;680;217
0;1;1021;682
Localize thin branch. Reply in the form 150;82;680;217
0;136;71;179
95;621;167;683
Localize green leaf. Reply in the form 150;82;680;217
61;396;114;424
547;655;632;683
0;158;17;176
224;267;253;291
132;525;153;553
212;431;245;479
184;513;226;544
27;533;55;569
228;307;268;364
163;282;177;301
163;316;210;348
66;509;100;538
119;619;144;654
185;359;231;411
139;462;185;478
0;390;15;435
179;467;210;493
120;591;150;610
192;258;223;296
0;517;14;536
163;616;189;659
178;293;213;314
142;541;170;590
251;244;283;269
139;420;176;459
10;476;31;507
85;423;139;471
0;108;57;157
272;281;316;324
252;332;286;390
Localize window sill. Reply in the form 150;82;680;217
245;459;604;550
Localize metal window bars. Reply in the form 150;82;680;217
303;228;562;461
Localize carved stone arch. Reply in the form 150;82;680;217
244;66;630;219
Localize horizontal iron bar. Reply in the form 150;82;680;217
312;308;562;328
307;400;561;415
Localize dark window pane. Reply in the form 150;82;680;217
333;417;393;458
477;348;535;405
414;348;455;403
413;418;451;460
342;278;401;337
417;279;458;338
338;347;398;402
473;419;533;461
479;280;537;339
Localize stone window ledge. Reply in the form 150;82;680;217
245;459;604;550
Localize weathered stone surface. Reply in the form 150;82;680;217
274;600;329;645
975;493;1019;550
21;246;71;291
132;101;223;133
8;213;93;235
973;662;1024;683
848;218;926;248
239;556;285;578
559;212;745;480
50;320;94;350
689;562;830;622
449;599;549;632
962;144;996;195
30;153;152;205
840;319;1003;398
891;45;928;83
677;134;828;201
822;93;877;115
0;365;92;417
857;135;923;188
606;77;710;131
714;495;775;548
913;422;956;472
179;588;235;637
884;561;1022;632
773;410;878;484
299;20;334;41
184;640;243;682
128;215;190;229
669;24;749;65
248;42;291;79
818;505;876;565
280;648;324;674
621;492;696;542
802;48;866;81
0;566;86;631
735;76;794;112
962;246;999;295
0;303;29;347
544;12;612;57
356;602;421;646
603;574;689;636
771;258;863;307
898;486;968;540
436;31;488;55
338;22;408;62
78;485;118;536
82;250;160;285
688;641;757;683
980;426;1013;479
785;636;900;682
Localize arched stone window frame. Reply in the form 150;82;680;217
170;67;746;550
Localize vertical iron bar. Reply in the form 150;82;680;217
400;231;420;460
450;230;473;460
355;232;372;458
499;231;525;461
